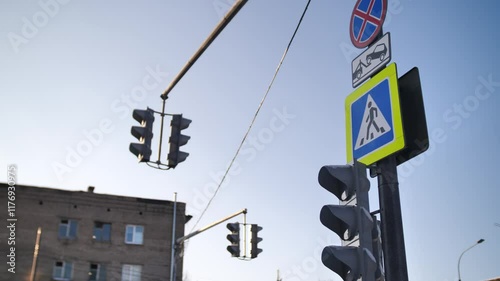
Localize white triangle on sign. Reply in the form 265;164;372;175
354;94;391;150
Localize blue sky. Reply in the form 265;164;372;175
1;0;500;280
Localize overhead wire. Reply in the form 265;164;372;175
189;0;312;232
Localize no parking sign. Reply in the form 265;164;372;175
350;0;387;48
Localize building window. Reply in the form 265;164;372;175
93;222;111;242
53;261;73;280
58;219;78;239
125;225;144;245
121;264;142;281
89;263;106;281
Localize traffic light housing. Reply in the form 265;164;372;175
129;109;155;162
372;216;384;281
319;160;377;281
250;224;263;258
226;222;240;257
168;114;191;168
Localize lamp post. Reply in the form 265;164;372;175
458;239;485;281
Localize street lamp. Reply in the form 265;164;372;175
458;239;485;281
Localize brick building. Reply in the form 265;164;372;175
0;183;187;281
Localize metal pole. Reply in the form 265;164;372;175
377;155;409;281
30;227;42;281
458;239;485;281
167;208;246;279
170;193;177;281
243;211;247;258
157;101;167;164
160;0;248;100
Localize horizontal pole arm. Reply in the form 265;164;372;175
176;208;247;244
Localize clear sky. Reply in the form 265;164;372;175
1;0;500;280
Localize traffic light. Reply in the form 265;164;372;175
168;114;191;168
250;224;263;259
318;160;377;281
371;216;384;281
129;109;155;162
226;222;240;257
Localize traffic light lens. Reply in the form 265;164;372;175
226;222;240;258
318;165;356;201
130;109;154;163
168;114;191;168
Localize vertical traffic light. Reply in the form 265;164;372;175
129;109;155;162
318;160;377;281
168;114;191;168
226;222;240;257
250;224;263;259
371;216;384;281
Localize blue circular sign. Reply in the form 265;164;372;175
350;0;387;48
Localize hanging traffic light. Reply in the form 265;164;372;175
226;222;240;257
129;109;155;162
318;160;377;281
168;114;191;168
250;224;263;259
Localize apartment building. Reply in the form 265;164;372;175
0;183;187;281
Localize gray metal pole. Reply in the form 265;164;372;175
170;193;177;281
377;155;409;281
169;208;246;280
458;239;485;281
157;101;167;164
160;0;248;100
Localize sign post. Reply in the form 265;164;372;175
376;155;409;281
348;1;412;281
320;0;427;280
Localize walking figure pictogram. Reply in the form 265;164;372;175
364;101;385;143
355;94;390;149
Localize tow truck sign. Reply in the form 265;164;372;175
351;33;391;88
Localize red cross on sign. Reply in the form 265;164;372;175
350;0;387;48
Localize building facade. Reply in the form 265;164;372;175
0;184;186;281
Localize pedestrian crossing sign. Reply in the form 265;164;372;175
346;63;404;165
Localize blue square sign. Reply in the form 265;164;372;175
346;63;405;165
